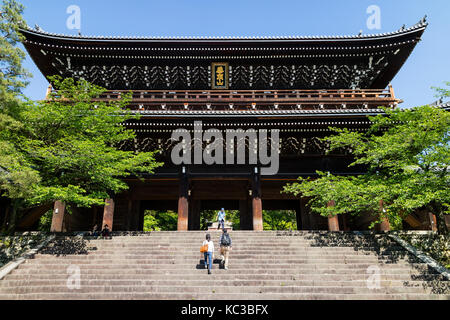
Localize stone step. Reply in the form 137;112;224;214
0;284;440;295
4;273;446;282
11;267;438;276
27;253;421;264
69;247;406;253
23;258;421;265
85;240;397;245
32;254;414;261
1;292;449;300
1;232;446;300
1;279;447;289
17;262;430;269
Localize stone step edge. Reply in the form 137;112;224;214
1;292;448;300
386;234;450;280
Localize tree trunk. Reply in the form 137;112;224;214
430;202;448;236
6;205;18;235
1;207;9;233
6;200;22;235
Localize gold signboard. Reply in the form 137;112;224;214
211;62;229;89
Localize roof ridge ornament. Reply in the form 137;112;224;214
421;15;427;24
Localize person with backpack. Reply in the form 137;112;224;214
202;233;215;274
219;229;232;270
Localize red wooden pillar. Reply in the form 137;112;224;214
378;200;391;231
251;168;263;231
177;173;189;231
102;198;115;230
429;212;438;232
327;200;340;231
50;201;66;232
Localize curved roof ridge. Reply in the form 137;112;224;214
21;18;428;42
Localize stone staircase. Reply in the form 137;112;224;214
0;231;449;300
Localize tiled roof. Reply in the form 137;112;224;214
23;19;427;42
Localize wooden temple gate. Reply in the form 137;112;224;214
17;18;435;232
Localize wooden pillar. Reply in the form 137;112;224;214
189;200;201;230
251;169;263;231
50;201;66;232
327;200;340;231
45;84;52;100
378;199;390;231
342;213;349;231
294;201;302;230
126;199;133;230
300;197;311;230
429;212;438;232
177;173;189;231
239;199;247;230
102;198;115;230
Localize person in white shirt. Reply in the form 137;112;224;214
202;233;215;274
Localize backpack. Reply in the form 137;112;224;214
221;234;231;246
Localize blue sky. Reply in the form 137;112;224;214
19;0;450;107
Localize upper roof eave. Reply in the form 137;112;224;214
19;19;428;44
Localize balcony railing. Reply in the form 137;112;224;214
48;87;400;111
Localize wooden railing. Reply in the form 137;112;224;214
94;88;396;103
48;87;400;110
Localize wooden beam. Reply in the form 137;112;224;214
404;214;422;229
17;203;52;229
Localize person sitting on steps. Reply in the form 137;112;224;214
91;224;100;237
219;228;232;270
217;208;226;230
202;233;215;275
101;224;112;239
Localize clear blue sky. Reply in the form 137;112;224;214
19;0;450;107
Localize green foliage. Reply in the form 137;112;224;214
227;210;240;230
284;85;450;232
0;1;37;232
263;210;297;230
37;210;52;232
143;210;178;231
2;76;163;210
0;0;30;100
199;210;216;230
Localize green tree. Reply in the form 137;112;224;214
143;210;178;231
0;76;163;232
0;0;38;232
284;87;450;234
263;210;297;230
0;0;30;100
